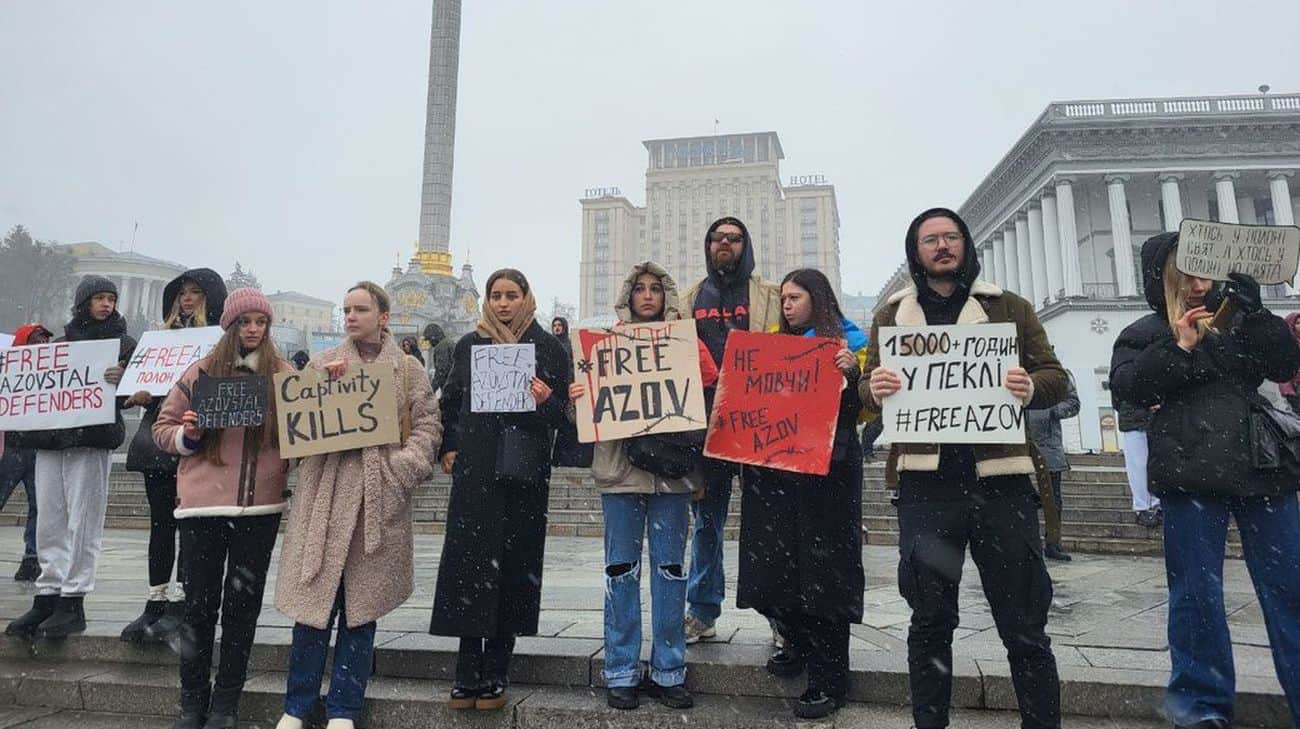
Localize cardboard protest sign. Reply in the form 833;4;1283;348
879;323;1024;444
1176;219;1300;285
0;334;13;350
273;363;400;458
0;340;118;430
120;326;223;396
191;371;269;430
703;331;841;475
470;344;536;413
570;319;708;443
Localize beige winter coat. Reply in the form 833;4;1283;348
273;334;441;629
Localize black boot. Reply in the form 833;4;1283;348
643;681;694;709
606;686;638;710
37;595;86;639
4;594;58;637
793;689;845;719
121;600;167;642
202;686;240;729
765;648;805;678
172;710;206;729
145;600;186;642
13;556;40;582
173;687;209;729
1044;543;1073;562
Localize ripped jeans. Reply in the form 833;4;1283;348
601;491;690;688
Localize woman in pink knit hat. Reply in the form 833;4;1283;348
153;286;294;729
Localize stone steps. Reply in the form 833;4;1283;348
0;630;1288;727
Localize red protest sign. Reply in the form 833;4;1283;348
703;330;840;475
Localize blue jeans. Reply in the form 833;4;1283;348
1162;492;1300;726
686;459;735;625
284;586;378;722
602;491;690;688
0;447;37;558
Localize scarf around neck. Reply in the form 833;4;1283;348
475;289;538;344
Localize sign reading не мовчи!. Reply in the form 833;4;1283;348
879;323;1025;444
1176;219;1300;284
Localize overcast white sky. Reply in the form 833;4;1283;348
2;1;1297;312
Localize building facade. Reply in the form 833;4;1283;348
579;132;841;318
874;92;1300;452
51;242;188;332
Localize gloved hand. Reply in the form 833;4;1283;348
1223;272;1263;315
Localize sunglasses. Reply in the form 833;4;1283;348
709;231;744;244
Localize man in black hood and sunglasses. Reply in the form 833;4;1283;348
679;216;781;644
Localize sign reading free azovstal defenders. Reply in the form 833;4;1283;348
571;319;707;443
1176;219;1300;285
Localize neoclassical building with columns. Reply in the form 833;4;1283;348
47;242;188;333
876;92;1300;452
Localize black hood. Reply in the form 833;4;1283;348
703;216;756;290
1140;232;1179;313
163;268;228;324
423;323;445;347
551;317;569;337
904;208;981;294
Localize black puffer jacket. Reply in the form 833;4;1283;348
1109;232;1299;498
125;268;227;473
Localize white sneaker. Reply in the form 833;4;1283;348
274;715;304;729
684;614;717;644
325;720;355;729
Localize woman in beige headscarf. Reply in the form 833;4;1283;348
428;269;573;710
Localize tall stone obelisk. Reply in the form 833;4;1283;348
415;0;460;276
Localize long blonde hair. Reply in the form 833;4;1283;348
1162;252;1213;340
164;285;208;329
196;321;284;465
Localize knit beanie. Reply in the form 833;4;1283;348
74;275;118;310
220;287;275;330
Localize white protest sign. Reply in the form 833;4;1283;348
879;323;1024;444
0;339;119;430
0;334;13;350
470;344;536;412
120;326;223;396
1176;219;1300;285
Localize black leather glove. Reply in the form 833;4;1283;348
1223;272;1263;315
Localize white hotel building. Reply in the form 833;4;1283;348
875;92;1300;452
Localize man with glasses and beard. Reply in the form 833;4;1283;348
680;217;781;644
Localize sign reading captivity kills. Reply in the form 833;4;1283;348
703;330;841;475
0;339;118;430
879;323;1024;444
470;344;536;413
273;363;400;458
570;320;707;443
191;371;269;430
119;326;223;396
1176;219;1300;285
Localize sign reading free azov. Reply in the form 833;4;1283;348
879;323;1025;444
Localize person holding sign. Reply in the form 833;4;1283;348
4;276;136;641
863;209;1067;729
273;283;441;729
430;269;571;711
567;262;717;711
151;287;293;729
1110;232;1300;728
0;323;52;583
120;267;227;645
737;268;866;720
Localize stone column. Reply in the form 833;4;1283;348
1014;213;1035;305
1269;171;1296;296
1159;173;1184;232
1040;190;1064;302
1237;194;1259;224
1106;175;1139;297
1215;172;1240;223
119;277;136;318
1003;224;1021;294
1055;178;1084;298
994;233;1009;290
985;241;1000;285
1026;204;1049;309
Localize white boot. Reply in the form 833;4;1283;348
274;715;304;729
325;720;355;729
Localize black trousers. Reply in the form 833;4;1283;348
455;633;516;689
896;479;1060;729
177;514;281;710
762;606;851;698
144;472;183;588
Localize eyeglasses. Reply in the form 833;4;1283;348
709;231;744;244
919;232;964;247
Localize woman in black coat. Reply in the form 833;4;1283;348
1109;232;1300;728
548;316;592;468
737;268;865;720
429;269;571;711
120;268;226;643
